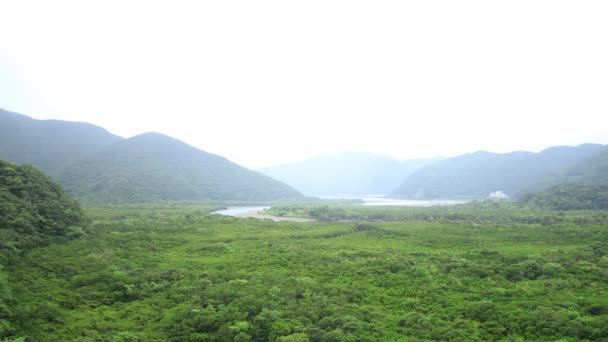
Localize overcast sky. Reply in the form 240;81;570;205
1;1;607;167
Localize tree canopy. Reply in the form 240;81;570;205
519;183;608;210
0;160;89;260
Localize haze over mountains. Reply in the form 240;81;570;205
0;109;122;178
259;152;440;197
1;108;607;203
0;108;301;202
392;144;608;199
258;145;608;200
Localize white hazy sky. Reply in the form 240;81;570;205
1;1;607;167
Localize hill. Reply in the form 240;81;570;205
0;108;122;177
0;109;301;203
518;183;608;210
391;144;606;199
259;152;439;196
59;132;302;203
0;160;90;337
0;160;89;258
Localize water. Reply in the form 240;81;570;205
212;206;270;216
360;197;468;206
212;198;467;217
317;195;469;206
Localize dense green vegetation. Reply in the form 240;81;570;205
0;264;11;338
0;146;608;341
82;203;225;220
259;152;438;196
1;202;607;340
264;201;608;226
519;183;608;211
0;160;89;338
59;133;302;203
392;144;607;199
0;108;121;178
0;161;90;261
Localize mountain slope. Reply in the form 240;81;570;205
59;132;302;202
259;152;439;196
567;145;608;184
391;144;606;199
0;160;89;255
0;108;122;177
518;183;608;210
0;160;90;336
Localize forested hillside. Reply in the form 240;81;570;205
0;160;90;337
2;159;608;341
0;110;301;203
259;152;438;196
0;108;122;177
392;144;606;199
519;183;608;210
0;160;89;259
59;133;302;203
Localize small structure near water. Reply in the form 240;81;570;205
489;191;509;200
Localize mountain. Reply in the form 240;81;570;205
0;160;89;256
0;109;301;203
391;144;607;199
567;145;608;184
58;132;302;203
259;151;439;196
0;108;122;177
0;160;90;336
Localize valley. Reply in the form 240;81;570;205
1;110;607;341
2;3;607;340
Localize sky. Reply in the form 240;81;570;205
1;1;607;167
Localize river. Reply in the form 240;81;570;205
212;198;467;217
359;197;468;206
211;206;271;217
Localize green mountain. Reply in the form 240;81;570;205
518;183;608;210
0;160;89;257
0;109;301;203
259;152;440;196
0;108;122;177
59;132;302;203
0;160;90;336
391;144;607;199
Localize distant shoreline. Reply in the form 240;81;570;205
236;210;314;222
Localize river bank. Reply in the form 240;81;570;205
236;210;314;222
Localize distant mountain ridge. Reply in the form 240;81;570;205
567;146;608;184
0;108;122;177
3;108;606;202
259;151;440;196
0;108;301;202
391;144;607;199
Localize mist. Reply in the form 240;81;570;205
1;0;607;167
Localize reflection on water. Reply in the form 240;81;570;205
212;206;270;216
